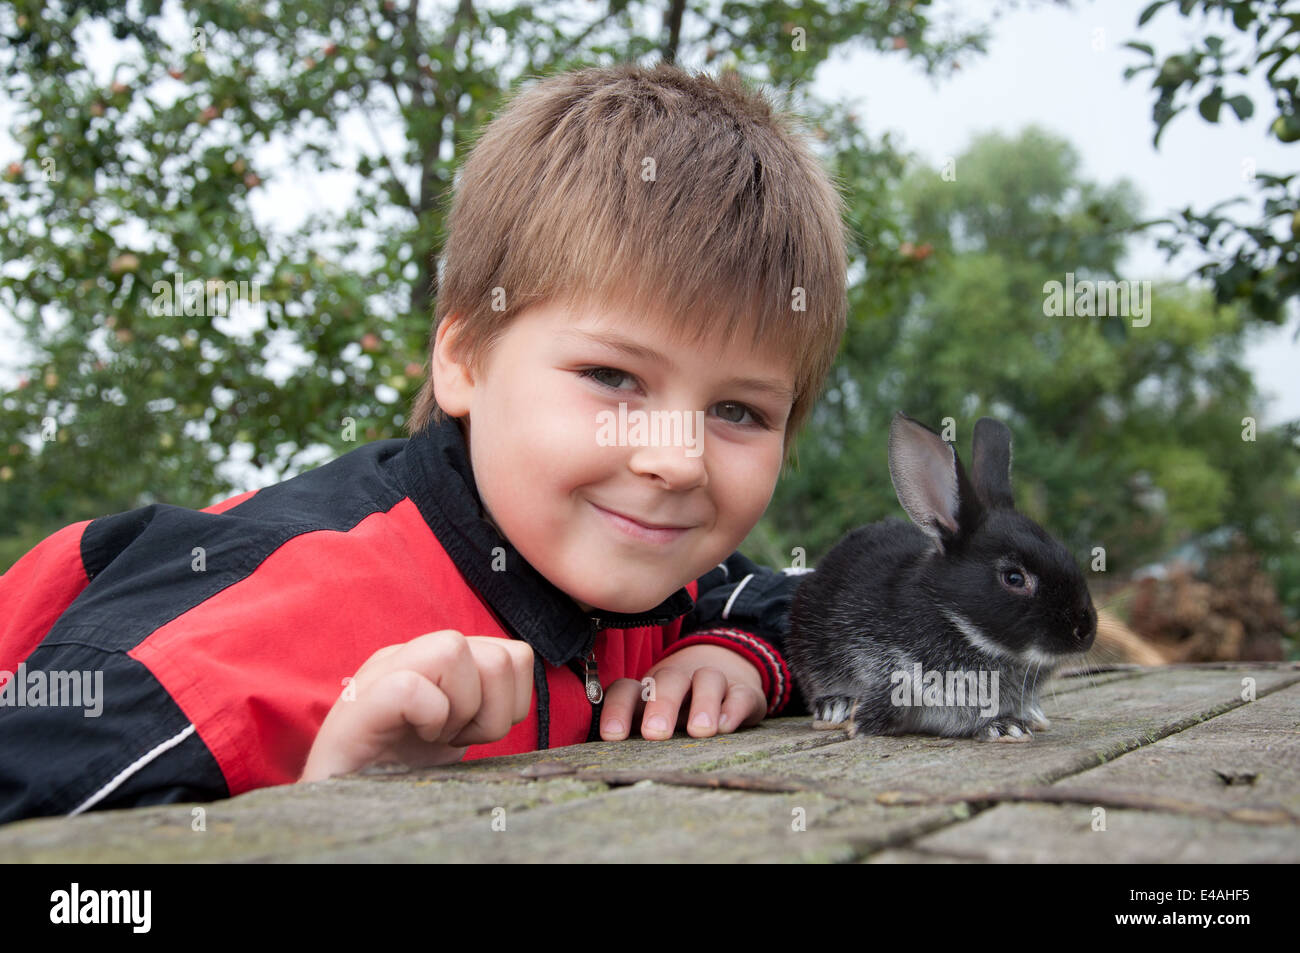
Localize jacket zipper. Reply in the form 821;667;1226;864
573;613;674;743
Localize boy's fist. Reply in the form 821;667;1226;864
299;630;534;783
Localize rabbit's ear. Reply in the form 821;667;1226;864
971;417;1016;510
888;412;981;550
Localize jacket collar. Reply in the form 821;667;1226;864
400;413;696;667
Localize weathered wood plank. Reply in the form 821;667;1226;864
866;682;1300;862
271;784;969;864
702;667;1300;799
867;804;1299;863
0;665;1295;862
0;777;609;863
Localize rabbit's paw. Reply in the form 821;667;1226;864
1024;705;1050;731
980;718;1034;743
811;695;858;731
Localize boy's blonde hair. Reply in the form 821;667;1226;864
407;61;849;458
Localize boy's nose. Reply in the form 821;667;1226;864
626;442;708;490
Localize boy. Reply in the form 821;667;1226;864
0;62;848;822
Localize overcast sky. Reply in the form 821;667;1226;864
817;0;1298;424
2;0;1296;432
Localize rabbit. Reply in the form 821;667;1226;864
785;411;1097;742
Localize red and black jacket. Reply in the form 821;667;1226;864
0;414;807;824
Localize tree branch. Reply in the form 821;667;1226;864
662;0;685;64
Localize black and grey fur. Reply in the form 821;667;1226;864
786;412;1097;742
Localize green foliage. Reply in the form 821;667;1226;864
762;127;1300;608
1123;0;1300;323
0;0;987;563
0;0;1295;624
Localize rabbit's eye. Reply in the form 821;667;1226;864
998;567;1038;595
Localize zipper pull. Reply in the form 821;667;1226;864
582;649;603;704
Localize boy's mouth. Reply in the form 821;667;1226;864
589;501;694;545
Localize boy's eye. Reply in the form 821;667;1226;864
579;366;634;390
714;401;764;427
577;366;771;429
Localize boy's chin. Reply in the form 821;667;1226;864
571;586;674;617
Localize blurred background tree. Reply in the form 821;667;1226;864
1123;0;1300;324
1;0;1296;649
752;126;1299;643
0;0;987;565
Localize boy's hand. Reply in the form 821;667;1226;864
299;631;534;783
598;642;767;742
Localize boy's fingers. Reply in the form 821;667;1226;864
352;631;462;694
383;671;474;769
599;678;644;739
477;636;536;723
639;666;692;739
381;630;482;741
446;639;518;746
720;682;767;733
376;669;453;745
303;669;455;781
350;642;405;688
684;667;728;737
347;634;533;746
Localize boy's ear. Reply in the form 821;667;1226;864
431;313;475;417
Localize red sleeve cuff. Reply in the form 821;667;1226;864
658;628;792;715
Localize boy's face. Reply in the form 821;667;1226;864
432;298;795;615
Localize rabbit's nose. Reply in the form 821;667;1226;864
1071;604;1097;642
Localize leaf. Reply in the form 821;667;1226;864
1227;94;1253;120
1199;87;1224;122
1138;0;1168;27
1153;103;1187;148
1123;41;1156;57
1265;47;1296;81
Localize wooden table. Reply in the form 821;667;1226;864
3;662;1298;862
